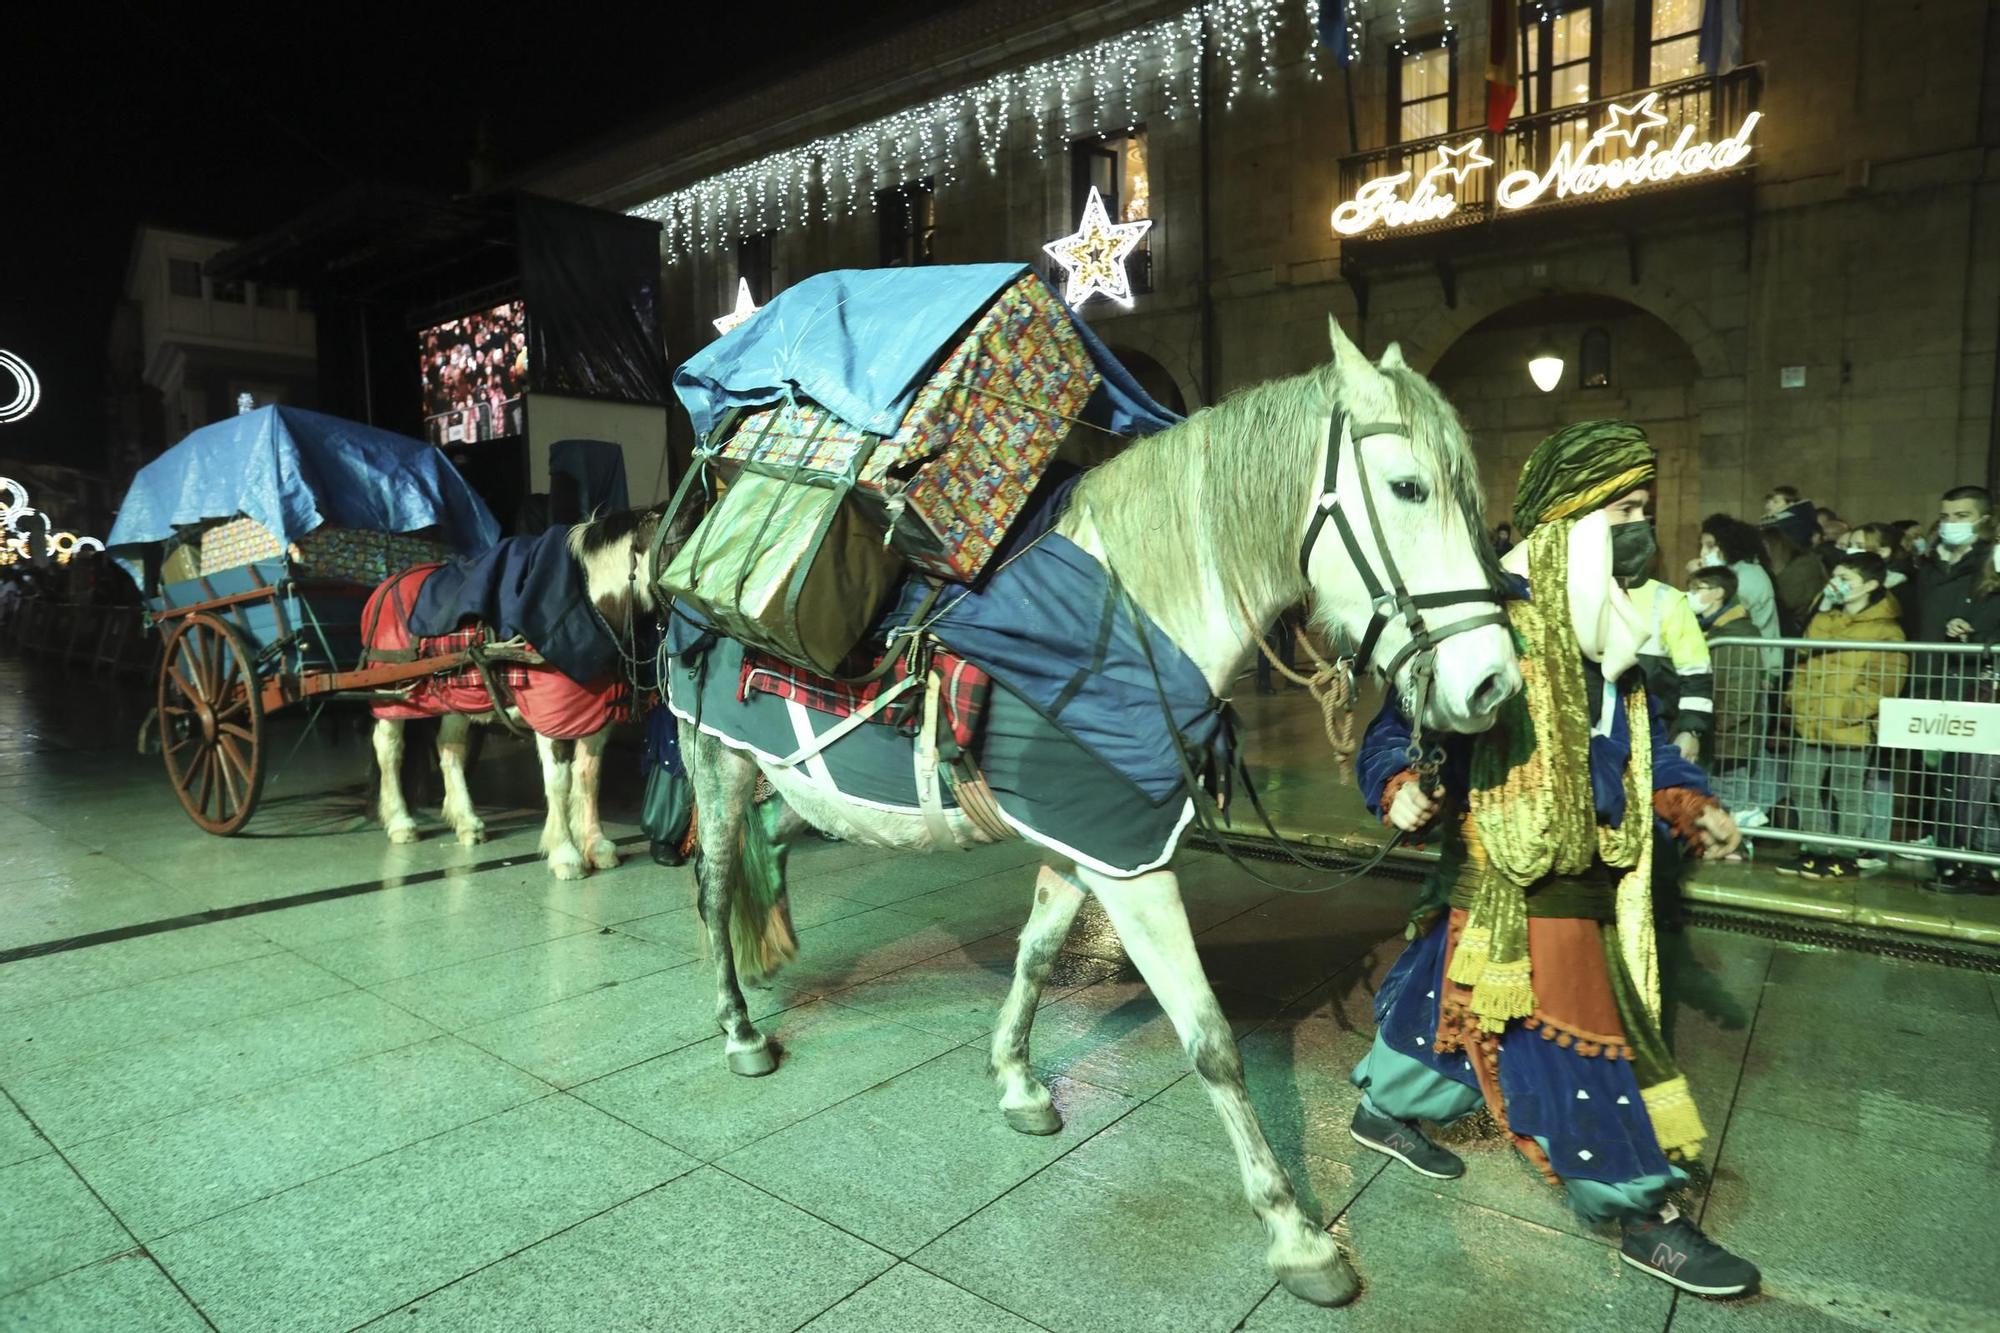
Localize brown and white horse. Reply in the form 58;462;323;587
366;506;692;879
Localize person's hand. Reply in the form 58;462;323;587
1947;618;1973;640
1695;806;1742;859
1684;557;1702;576
1388;781;1442;833
1674;732;1700;763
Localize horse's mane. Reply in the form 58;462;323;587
1062;361;1484;618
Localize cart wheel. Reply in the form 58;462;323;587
159;613;266;835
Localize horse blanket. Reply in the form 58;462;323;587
406;526;618;686
364;565;628;739
664;515;1232;877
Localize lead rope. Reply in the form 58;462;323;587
1235;595;1362;772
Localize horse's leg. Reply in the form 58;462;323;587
684;725;774;1076
1082;865;1358;1308
534;730;584;880
437;714;485;846
990;864;1087;1135
567;724;619;870
372;718;420;844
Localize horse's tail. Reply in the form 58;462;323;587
727;797;797;983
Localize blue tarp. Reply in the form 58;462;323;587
673;264;1181;443
107;406;502;583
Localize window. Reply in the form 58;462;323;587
735;230;775;305
168;258;203;299
254;284;289;311
1068;129;1152;294
1389;33;1456;143
875;179;936;268
1579;327;1612;388
1640;0;1703;87
213;278;246;305
1520;1;1598;114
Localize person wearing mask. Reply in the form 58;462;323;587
1848;524;1912;595
1906;493;2000;892
1816;508;1849;559
1688;566;1762;827
1759;501;1826;637
1690;514;1782;668
1354;420;1757;1300
1616;505;1712;762
1785;553;1907;880
1906;487;1995;644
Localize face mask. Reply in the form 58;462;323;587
1914;537;1929;556
1691;591;1723;617
1610;521;1658;580
1939;521;1978;548
1700;549;1727;568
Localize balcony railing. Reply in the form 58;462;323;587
1335;67;1763;240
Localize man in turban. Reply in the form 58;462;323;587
1345;421;1758;1298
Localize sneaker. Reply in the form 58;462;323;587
1621;1211;1761;1297
1731;807;1770;830
1924;862;2000;895
1776;854;1818;877
1855;855;1888;874
1798;855;1858;880
1350;1103;1464;1179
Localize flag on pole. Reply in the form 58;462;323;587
1699;0;1743;75
1485;0;1518;132
1315;0;1353;66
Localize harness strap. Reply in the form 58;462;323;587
914;669;965;848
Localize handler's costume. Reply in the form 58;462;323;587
1348;421;1759;1296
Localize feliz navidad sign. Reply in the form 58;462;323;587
1332;91;1762;237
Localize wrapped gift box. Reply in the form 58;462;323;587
707;274;1097;583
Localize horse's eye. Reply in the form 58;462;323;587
1390;480;1429;504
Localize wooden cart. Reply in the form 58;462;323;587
149;559;533;834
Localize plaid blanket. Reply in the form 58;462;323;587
410;623;535;690
740;643;988;749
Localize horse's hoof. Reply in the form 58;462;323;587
1002;1102;1063;1136
588;842;620;871
548;852;586;881
728;1045;777;1077
455;825;487;847
1275;1255;1359;1308
387;823;421;845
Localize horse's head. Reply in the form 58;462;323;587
1306;318;1520;734
568;496;707;634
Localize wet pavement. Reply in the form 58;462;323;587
3;651;1998;1332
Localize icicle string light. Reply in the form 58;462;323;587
631;0;1307;264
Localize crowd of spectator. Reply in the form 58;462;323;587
1668;482;2000;891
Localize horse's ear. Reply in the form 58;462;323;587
1379;342;1409;371
1327;316;1373;381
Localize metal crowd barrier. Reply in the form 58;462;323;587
1706;634;2000;873
4;596;158;678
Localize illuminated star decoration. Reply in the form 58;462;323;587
1428;136;1494;187
0;350;42;425
1593;93;1670;149
712;278;761;336
1043;185;1153;307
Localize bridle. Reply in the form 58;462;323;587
1297;404;1508;764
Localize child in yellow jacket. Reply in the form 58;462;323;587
1784;552;1907;879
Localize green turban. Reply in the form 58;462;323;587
1512;420;1656;537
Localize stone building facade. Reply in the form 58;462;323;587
522;0;2000;562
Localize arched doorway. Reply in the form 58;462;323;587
1429;294;1704;576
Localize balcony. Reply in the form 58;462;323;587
1333;67;1763;245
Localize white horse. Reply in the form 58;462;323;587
369;507;695;879
661;318;1522;1308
